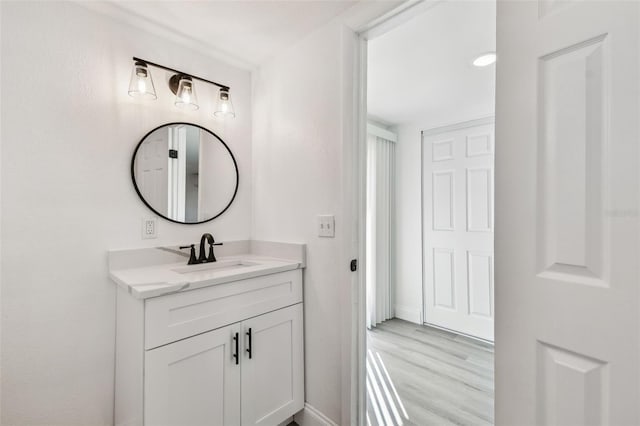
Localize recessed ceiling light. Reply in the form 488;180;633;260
473;52;497;67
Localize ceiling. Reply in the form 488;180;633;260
111;1;359;67
367;1;496;127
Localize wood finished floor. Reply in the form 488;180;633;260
366;319;494;426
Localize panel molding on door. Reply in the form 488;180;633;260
466;167;493;232
433;248;455;310
536;341;609;425
432;139;455;162
537;33;609;288
466;133;493;157
466;251;493;318
432;170;455;231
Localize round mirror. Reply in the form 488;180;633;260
131;122;239;224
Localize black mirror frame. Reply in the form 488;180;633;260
131;122;239;225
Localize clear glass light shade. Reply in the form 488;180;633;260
174;77;199;110
214;88;235;118
128;62;157;99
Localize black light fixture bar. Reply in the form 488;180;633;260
133;57;230;91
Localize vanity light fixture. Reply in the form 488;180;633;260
472;52;497;67
173;75;199;110
128;57;234;118
128;61;157;99
214;88;235;118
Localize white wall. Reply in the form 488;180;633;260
252;20;349;424
251;3;407;422
0;2;252;424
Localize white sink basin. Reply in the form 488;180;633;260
172;259;259;274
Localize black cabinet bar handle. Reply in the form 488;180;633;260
233;332;239;365
246;328;252;359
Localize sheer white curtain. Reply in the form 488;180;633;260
366;133;396;329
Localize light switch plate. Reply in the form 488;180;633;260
318;215;335;238
142;217;158;239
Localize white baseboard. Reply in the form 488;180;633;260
394;304;422;324
293;403;338;426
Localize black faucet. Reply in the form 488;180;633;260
179;234;223;265
198;233;223;263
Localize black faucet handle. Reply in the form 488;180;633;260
207;241;223;262
179;244;198;265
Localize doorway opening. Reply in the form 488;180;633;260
362;1;496;424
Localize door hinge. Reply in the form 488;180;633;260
350;259;358;272
169;149;178;159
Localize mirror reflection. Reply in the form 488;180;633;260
132;123;238;224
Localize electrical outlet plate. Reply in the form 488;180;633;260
317;215;335;238
142;217;158;239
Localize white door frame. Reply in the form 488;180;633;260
351;1;446;424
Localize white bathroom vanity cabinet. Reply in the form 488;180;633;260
109;242;306;426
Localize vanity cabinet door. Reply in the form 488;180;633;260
240;303;304;426
145;323;241;426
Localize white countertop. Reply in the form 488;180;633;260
110;252;302;300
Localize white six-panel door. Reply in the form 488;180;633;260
496;1;639;424
422;119;495;341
